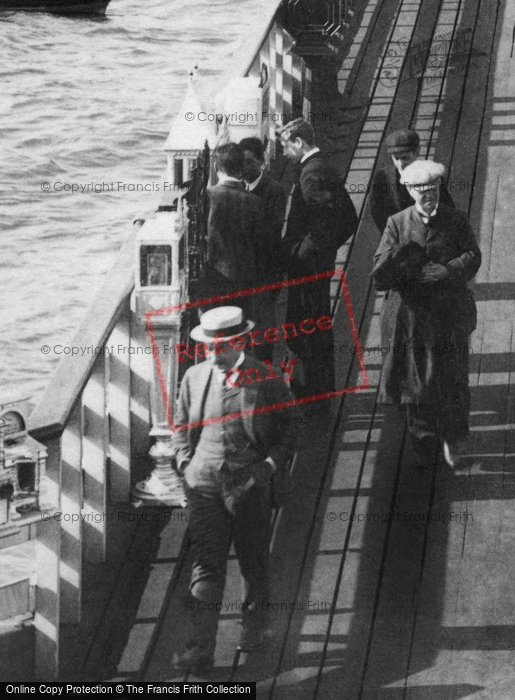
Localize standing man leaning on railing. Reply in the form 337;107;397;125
197;142;265;319
239;136;287;363
278;117;359;401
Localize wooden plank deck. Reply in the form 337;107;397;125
48;0;515;696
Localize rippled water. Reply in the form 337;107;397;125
1;0;266;401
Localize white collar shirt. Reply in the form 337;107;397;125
246;172;263;191
300;147;320;164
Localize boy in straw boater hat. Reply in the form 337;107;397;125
372;160;481;469
172;306;299;673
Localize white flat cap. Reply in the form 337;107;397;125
400;160;446;187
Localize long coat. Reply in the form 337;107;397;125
282;152;358;393
251;172;286;284
371;204;481;406
206;181;265;283
282;152;359;276
370;164;455;234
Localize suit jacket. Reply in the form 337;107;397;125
207;181;265;283
370;164;455;234
251;173;287;283
172;356;299;473
283;152;359;275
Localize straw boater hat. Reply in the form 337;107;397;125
190;306;255;343
400;160;446;189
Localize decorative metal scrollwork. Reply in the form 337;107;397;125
184;140;210;293
285;0;356;56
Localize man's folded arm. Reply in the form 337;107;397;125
298;171;359;257
444;214;482;281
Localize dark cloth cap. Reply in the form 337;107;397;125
386;129;420;153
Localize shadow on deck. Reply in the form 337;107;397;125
7;0;515;695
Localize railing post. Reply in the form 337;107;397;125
81;354;108;564
129;303;152;479
107;301;132;503
60;402;83;623
34;437;61;679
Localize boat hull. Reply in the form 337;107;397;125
0;0;110;13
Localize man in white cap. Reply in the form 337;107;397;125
372;159;481;468
370;129;455;234
171;306;299;673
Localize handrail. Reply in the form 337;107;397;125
215;0;285;86
29;226;137;442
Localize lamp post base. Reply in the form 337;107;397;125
132;438;187;508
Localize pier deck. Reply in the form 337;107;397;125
12;0;515;696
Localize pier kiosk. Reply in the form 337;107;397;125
0;398;49;622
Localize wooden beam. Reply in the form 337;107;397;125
34;437;61;679
60;402;83;624
129;306;152;484
107;300;132;503
82;354;108;564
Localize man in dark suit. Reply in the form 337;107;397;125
198;142;265;317
370;129;455;234
372;160;481;468
278;118;359;398
239;136;287;362
172;306;299;673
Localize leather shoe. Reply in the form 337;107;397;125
237;624;274;653
173;643;214;674
443;439;469;467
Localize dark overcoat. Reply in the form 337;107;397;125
282;152;358;389
206;181;265;283
251;173;287;284
282;152;359;276
372;204;481;405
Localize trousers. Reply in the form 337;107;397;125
197;262;255;319
285;277;335;396
406;374;470;464
185;483;271;652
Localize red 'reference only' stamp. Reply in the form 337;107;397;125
145;270;370;431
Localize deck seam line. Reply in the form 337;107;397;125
267;0;423;687
326;1;468;690
357;426;408;699
313;383;384;699
270;0;436;691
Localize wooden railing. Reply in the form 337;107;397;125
28;226;153;678
26;0;360;679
